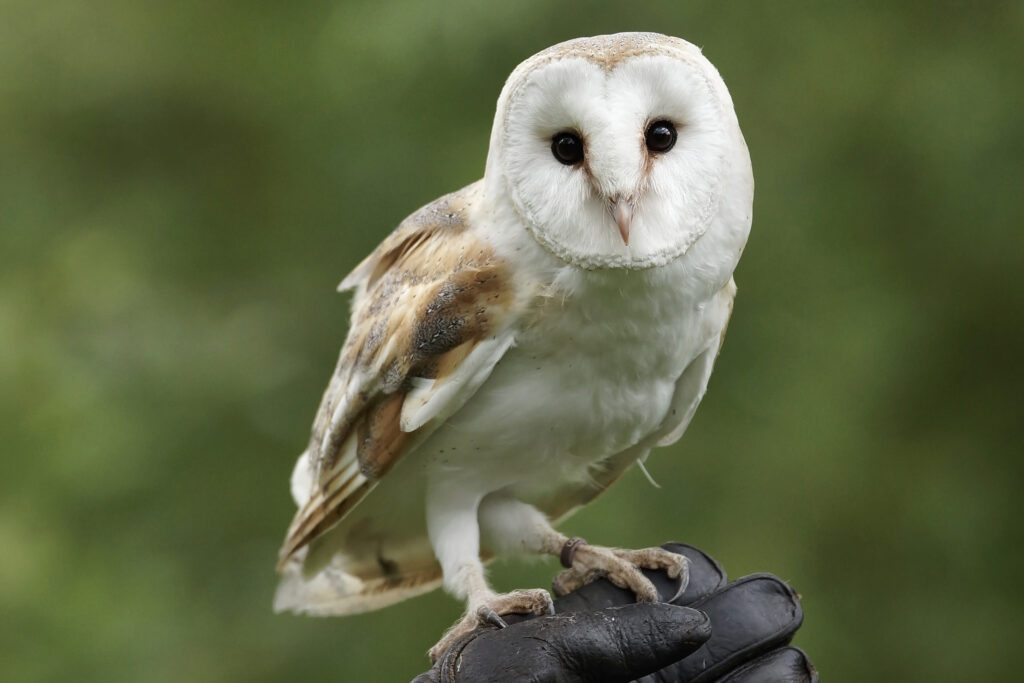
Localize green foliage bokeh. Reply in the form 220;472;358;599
2;2;1022;681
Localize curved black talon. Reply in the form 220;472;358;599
477;606;509;629
668;556;691;604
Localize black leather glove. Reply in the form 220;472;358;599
412;543;816;683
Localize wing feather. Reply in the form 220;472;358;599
277;181;518;572
656;278;736;447
401;334;515;432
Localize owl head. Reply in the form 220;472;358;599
484;32;753;271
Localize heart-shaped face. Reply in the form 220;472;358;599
485;32;752;271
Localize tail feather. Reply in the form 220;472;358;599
274;550;442;616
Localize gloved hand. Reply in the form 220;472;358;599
411;543;816;683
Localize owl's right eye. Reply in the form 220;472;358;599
551;132;584;165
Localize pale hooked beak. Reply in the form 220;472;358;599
609;197;632;246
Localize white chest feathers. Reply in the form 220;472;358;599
426;259;733;495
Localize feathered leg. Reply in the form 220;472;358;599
426;483;553;662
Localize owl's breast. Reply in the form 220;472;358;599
423;259;726;494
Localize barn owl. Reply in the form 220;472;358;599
274;32;753;660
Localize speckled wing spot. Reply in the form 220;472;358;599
277;181;518;570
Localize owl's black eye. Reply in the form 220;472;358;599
645;120;677;153
551;131;584;165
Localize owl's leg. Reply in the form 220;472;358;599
425;484;553;662
478;494;689;602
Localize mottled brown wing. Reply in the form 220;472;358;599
277;181;517;569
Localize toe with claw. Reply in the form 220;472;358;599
552;541;690;602
428;588;554;662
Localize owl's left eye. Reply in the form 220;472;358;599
551;132;584;165
645;120;677;153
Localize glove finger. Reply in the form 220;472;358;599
713;647;818;683
551;542;726;614
673;574;804;683
450;603;711;683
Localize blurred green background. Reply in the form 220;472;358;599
2;1;1022;681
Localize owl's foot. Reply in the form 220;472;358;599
428;588;554;662
551;540;690;602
